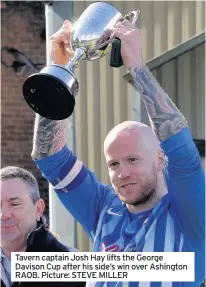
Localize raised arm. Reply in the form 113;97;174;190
129;65;188;141
32;21;73;160
112;20;204;242
31;21;115;238
32;116;69;159
112;20;188;141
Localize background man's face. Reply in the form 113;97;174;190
1;178;38;248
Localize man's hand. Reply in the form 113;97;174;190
49;20;74;66
110;20;144;70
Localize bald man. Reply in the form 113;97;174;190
32;20;204;287
104;122;167;214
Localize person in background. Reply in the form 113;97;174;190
1;165;85;287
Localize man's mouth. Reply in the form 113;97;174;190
121;183;136;188
1;225;16;229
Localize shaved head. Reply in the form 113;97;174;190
104;121;160;156
104;121;165;211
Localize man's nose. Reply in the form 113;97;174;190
1;205;12;220
118;164;130;179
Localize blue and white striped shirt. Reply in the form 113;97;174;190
35;128;205;287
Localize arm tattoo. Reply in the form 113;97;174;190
32;114;70;159
129;65;188;141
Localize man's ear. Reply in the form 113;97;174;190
157;149;165;171
35;199;45;221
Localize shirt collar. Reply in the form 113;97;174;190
1;247;8;260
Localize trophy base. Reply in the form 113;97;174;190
23;65;78;120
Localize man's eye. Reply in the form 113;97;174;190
110;162;118;168
11;203;20;206
129;158;138;163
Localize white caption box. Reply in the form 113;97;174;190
11;252;194;282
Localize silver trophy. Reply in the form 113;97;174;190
23;2;140;120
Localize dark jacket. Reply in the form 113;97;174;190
1;217;86;287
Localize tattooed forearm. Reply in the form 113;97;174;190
31;114;70;159
129;65;188;141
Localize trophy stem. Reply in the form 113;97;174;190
66;48;86;72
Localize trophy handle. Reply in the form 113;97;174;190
110;38;123;67
124;10;140;25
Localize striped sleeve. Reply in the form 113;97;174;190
161;128;205;241
34;145;114;239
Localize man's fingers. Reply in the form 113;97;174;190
115;21;132;30
50;20;73;44
50;31;70;44
110;29;127;41
110;27;142;45
63;20;73;30
121;19;135;28
115;20;136;30
49;20;74;65
64;43;74;55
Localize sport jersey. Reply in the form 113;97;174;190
35;128;205;287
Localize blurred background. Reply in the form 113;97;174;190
1;1;205;252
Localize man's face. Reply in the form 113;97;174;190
1;178;39;248
105;131;158;206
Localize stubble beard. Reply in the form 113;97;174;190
118;164;158;207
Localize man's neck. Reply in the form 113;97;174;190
2;243;27;260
